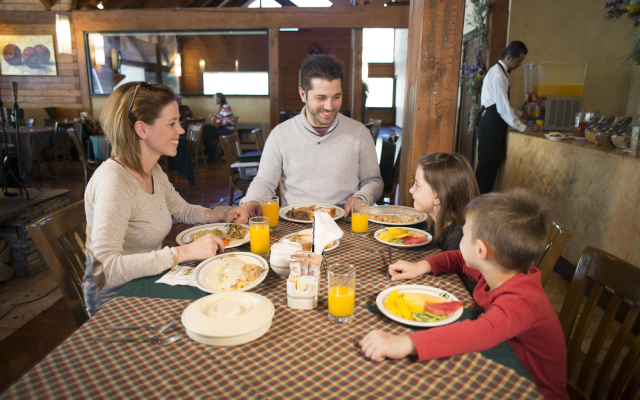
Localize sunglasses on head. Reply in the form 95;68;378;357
127;82;161;125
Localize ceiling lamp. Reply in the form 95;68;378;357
199;59;205;74
97;1;104;9
55;0;72;55
174;54;182;78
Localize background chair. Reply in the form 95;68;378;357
27;201;89;328
186;124;205;194
43;122;74;178
215;116;239;162
368;118;382;142
220;133;252;205
251;128;265;152
43;118;69;128
378;147;401;205
185;118;207;165
68;128;101;196
559;246;640;400
533;220;571;287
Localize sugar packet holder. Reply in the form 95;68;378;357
287;251;321;310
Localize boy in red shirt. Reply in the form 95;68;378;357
360;189;568;400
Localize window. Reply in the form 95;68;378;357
203;72;269;96
363;28;394;64
365;78;394;108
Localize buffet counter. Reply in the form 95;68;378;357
498;130;640;267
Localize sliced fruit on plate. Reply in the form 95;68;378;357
424;301;463;316
404;237;428;245
387;228;409;236
379;232;396;242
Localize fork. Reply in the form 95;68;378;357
106;319;175;333
95;333;183;346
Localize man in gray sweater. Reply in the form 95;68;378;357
239;54;383;218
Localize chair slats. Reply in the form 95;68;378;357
611;331;640;400
251;128;264;152
220;133;250;205
567;282;604;379
186;124;205;194
534;220;571;287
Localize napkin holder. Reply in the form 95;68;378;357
286;276;318;310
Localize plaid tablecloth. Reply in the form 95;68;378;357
2;210;543;399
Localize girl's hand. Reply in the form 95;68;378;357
177;234;225;262
388;260;431;281
225;207;246;224
359;330;416;362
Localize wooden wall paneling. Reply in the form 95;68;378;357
485;0;509;69
269;28;279;133
398;0;465;206
350;28;363;122
74;18;91;111
367;62;394;78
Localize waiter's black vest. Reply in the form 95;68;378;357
476;62;511;161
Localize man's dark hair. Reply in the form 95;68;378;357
300;54;345;93
501;41;528;60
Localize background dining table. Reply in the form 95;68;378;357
2;207;543;399
2;126;53;176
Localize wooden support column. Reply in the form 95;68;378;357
268;28;280;132
485;0;510;69
398;0;466;206
350;28;363;123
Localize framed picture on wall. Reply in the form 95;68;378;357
0;35;57;76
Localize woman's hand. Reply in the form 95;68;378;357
176;234;225;262
224;207;246;224
388;260;431;281
359;330;416;362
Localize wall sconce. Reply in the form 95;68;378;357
199;59;205;74
174;54;182;78
93;34;105;66
55;14;72;54
97;1;104;9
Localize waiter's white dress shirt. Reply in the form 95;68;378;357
480;60;526;132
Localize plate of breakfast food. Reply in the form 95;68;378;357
374;227;432;248
376;285;464;327
176;223;249;248
279;229;339;252
545;132;572;141
193;252;269;294
279;204;345;224
368;205;427;226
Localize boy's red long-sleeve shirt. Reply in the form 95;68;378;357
408;251;568;400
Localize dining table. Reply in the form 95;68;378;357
2;207;542;399
2;126;53;176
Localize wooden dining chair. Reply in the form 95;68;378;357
43;122;74;178
185;118;207;165
68;128;101;196
558;246;640;400
186;124;205;194
379;147;401;205
368;118;382;142
215;116;239;162
220;133;252;205
533;220;571;287
27;201;90;328
43;118;69;128
251;128;265;152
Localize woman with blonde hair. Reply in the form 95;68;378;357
83;82;242;316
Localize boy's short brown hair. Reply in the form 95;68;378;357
465;188;549;273
299;54;345;93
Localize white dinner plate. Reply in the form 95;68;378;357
176;223;250;248
368;205;427;226
279;232;339;252
373;227;432;248
279;204;345;224
573;136;588;141
376;285;463;328
544;133;572;141
193;252;269;294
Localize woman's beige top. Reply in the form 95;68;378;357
82;159;207;315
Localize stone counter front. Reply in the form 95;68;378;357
498;131;640;267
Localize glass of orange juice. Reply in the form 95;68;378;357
249;216;270;256
350;201;369;237
262;196;279;231
327;263;356;325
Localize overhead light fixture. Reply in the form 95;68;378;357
97;1;104;9
199;59;205;74
93;34;105;66
55;0;72;55
174;54;182;78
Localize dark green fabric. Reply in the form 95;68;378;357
363;305;532;381
168;136;195;186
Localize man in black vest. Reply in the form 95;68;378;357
475;41;540;194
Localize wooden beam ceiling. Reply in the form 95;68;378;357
218;0;247;7
38;0;52;10
69;0;80;10
143;0;170;7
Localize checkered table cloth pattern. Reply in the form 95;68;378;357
4;296;542;399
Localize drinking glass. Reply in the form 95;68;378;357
249;216;270;256
262;196;279;231
327;263;356;325
350;201;369;237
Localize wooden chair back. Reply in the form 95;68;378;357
53;122;74;155
186;124;204;159
368;118;382;142
231;116;240;135
533;220;571;287
184;117;205;127
68;128;98;195
44;118;69;128
27;201;89;328
559;246;640;400
220;133;242;170
381;147;401;205
251;128;265;152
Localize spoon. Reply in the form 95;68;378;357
95;333;183;346
106;319;175;333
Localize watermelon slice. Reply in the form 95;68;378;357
403;237;428;245
424;301;463;316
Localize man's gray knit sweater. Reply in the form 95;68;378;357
240;107;383;207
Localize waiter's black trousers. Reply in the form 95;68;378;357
475;158;502;194
475;104;508;194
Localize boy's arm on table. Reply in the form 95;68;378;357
408;291;536;361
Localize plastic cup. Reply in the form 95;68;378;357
327;263;356;325
249;216;270;256
350;201;369;237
